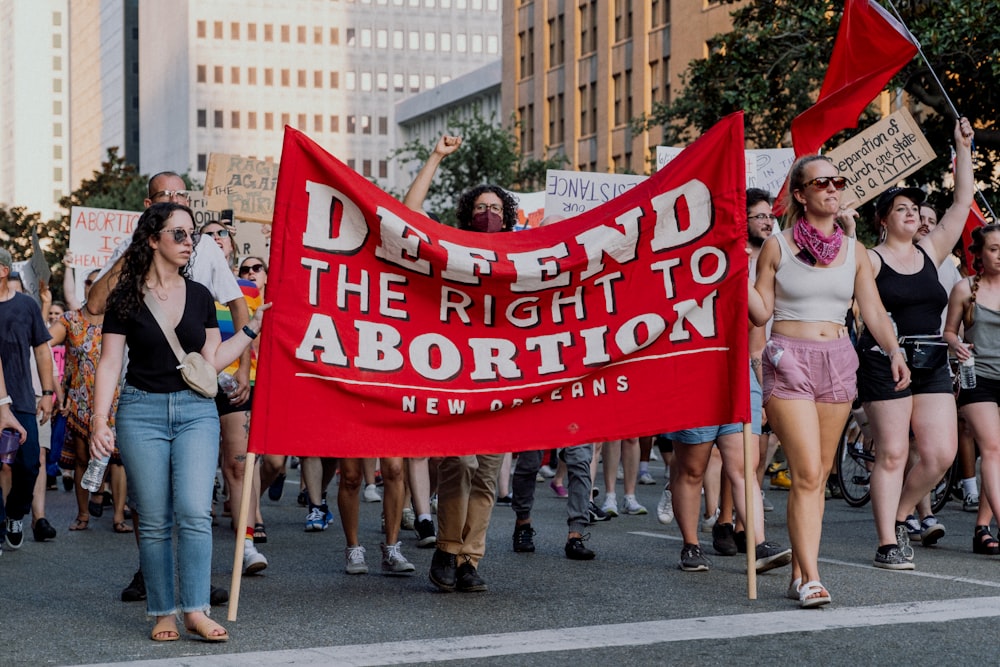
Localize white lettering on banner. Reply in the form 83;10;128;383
438;240;497;285
303;181;369;252
375;207;432;276
649;180;713;251
575;208;641;280
508;243;572;292
379;273;409;319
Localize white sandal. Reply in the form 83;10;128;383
785;577;801;601
798;580;831;608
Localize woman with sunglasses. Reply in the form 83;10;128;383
200;220;271;568
857;118;974;571
90;202;267;642
751;156;909;608
49;268;132;533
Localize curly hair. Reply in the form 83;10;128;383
109;202;194;319
454;185;519;232
781;155;834;225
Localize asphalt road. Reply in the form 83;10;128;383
5;456;1000;666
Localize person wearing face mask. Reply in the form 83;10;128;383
403;134;518;592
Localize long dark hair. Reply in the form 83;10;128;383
109;202;194;318
455;185;519;231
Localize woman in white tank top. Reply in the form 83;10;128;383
749;155;909;608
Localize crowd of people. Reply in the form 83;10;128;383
0;116;994;643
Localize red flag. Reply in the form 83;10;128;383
249;114;749;458
791;0;917;156
961;201;988;275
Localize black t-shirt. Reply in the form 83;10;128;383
104;279;218;393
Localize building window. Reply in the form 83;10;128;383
297;70;306;87
361;29;372;47
248;112;257;129
379;160;388;179
472;34;483;53
53;78;62;92
408;74;419;92
214;110;224;128
265;112;274;130
347;115;357;133
425;32;435;50
214;21;223;39
231;21;240;39
231;111;240;128
197;65;206;83
248;67;257;85
393;30;403;49
248;23;257;40
330;27;339;44
314;70;323;88
281;25;290;42
53;34;61;48
53;145;62;159
197;20;206;38
487;35;498;54
281;69;290;86
519;28;534;77
614;0;633;42
297;25;306;43
456;34;467;52
440;33;451;51
548;14;565;67
362;160;372;177
408;31;419;50
613;74;622;126
346;72;356;90
297;113;306;128
378;117;388;135
651;0;669;27
580;0;598;54
197;109;207;127
198;154;207;171
330;71;340;88
53;55;62;71
347;159;356;171
314;26;323;44
281;113;290;126
347;28;356;46
231;66;240;84
361;115;371;134
377;29;387;48
214;66;223;83
377;72;388;91
361;72;372;91
519;103;534;151
330;115;340;132
314;114;323;132
393;74;404;91
264;24;273;41
265;68;274;86
424;74;435;89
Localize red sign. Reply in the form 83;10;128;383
250;113;749;458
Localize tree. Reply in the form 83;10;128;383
0;205;45;262
59;146;148;213
391;110;566;226
634;0;999;224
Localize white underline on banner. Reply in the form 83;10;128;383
295;347;731;393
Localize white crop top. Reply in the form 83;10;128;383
772;232;856;324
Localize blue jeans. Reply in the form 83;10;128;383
0;410;39;539
115;385;219;616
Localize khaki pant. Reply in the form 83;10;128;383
435;453;504;568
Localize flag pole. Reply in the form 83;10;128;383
883;0;997;221
227;451;255;622
743;423;758;600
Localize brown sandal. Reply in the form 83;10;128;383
113;521;133;534
69;517;89;531
185;618;229;642
150;618;180;642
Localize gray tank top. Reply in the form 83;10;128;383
966;302;1000;381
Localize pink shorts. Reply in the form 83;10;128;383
762;333;858;404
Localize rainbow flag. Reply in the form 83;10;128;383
217;279;262;380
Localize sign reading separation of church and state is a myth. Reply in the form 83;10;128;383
249;113;750;458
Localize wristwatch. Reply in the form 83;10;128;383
0;395;11;407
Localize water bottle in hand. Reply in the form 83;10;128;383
218;372;239;398
960;356;977;390
81;456;109;493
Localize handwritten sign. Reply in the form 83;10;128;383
656;147;684;172
746;149;795;198
513;190;546;230
188;194;271;261
203;153;280;223
825;108;935;207
544;169;647;216
68;206;142;272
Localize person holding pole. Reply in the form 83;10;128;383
751;156;909;608
90;203;268;641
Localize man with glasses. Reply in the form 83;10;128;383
87;171;248;605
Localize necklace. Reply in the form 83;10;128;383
146;283;170;301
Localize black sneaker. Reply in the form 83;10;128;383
679;543;711;572
4;518;24;550
121;569;147;602
920;517;945;547
873;545;915;570
210;585;229;606
32;517;57;542
267;473;286;501
512;523;536;553
711;522;737;556
297;488;308;507
754;541;792;573
429;548;457;592
495;494;512;506
734;530;747;554
456;558;487;592
587;501;610;523
565;534;596;560
414;518;436;548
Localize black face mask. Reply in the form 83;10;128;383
470;210;504;233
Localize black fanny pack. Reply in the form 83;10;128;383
899;336;948;370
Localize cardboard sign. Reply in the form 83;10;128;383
544;169;647;216
188;194;271;262
825;108;935;206
746;149;795;198
513;190;546;230
68;206;142;272
203;153;280;223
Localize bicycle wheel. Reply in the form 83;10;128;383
930;460;958;515
837;418;873;507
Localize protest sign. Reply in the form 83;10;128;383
204;153;280;223
249;113;750;458
656;147;684;172
514;191;546;230
188;194;271;261
68;206;142;272
825;107;935;206
746;149;796;198
544;170;648;217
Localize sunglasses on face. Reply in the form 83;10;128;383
203;228;231;239
157;228;200;244
239;263;265;276
150;189;191;202
802;176;848;191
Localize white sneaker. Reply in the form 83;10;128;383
243;539;268;575
363;484;382;503
700;509;719;533
380;541;416;575
656;486;674;525
622;495;647;515
401;507;416;531
616;465;624;480
601;493;619;518
539;465;556;478
638;472;656;485
345;545;368;574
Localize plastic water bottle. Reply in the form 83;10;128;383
960;356;977;390
81;456;109;492
218;372;239;398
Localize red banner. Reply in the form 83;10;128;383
249;113;749;458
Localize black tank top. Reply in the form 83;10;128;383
870;245;947;337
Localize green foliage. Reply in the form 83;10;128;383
634;0;1000;231
0;206;45;262
392;111;566;226
58;146;148;213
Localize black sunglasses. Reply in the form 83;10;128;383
157;228;200;244
802;176;848;191
203;229;231;239
239;263;265;275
